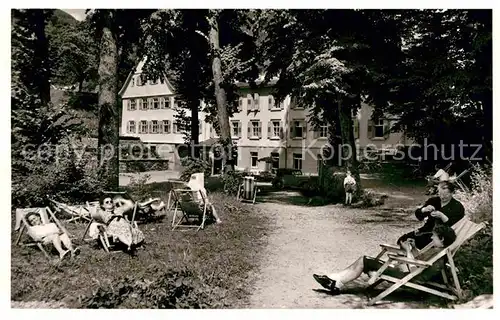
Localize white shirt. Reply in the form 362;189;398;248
344;175;356;187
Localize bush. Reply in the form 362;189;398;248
180;157;212;182
453;223;493;298
452;164;493;300
126;174;152;201
300;167;345;204
454;164;492;223
221;171;245;195
81;267;227;309
357;189;388;208
12;150;105;208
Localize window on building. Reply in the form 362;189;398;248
165;97;171;109
293;153;303;170
151;120;159;133
292;120;305;138
131;77;135;87
162;120;170;133
140;74;147;86
152;98;159;109
247;95;253;110
374;119;384;138
268;95;275;109
319;124;328;138
173;98;178;109
140;120;148;133
173;121;179;133
271;152;280;170
238;98;243;111
139;98;146;110
249;120;261;138
231;121;241;138
271;120;281;138
127;121;136;133
251;152;258;168
253;93;260;110
129;99;136;111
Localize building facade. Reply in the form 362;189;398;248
119;59;410;175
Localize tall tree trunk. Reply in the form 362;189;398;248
337;95;362;193
189;99;200;158
97;14;119;190
33;9;52;106
208;11;233;172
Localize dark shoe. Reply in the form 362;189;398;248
313;274;341;295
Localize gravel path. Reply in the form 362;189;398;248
246;192;436;309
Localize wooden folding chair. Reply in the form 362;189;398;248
171;188;209;231
237;176;259;204
81;201;139;253
367;218;487;305
14;207;71;261
49;199;92;224
374;217;469;263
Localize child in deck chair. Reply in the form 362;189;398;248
312;224;456;295
25;212;80;260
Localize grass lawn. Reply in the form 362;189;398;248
11;190;271;308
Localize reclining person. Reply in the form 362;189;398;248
25;211;80;260
397;181;464;249
313;224;457;295
187;173;222;224
89;195;145;252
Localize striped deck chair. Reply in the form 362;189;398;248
367;218;487;305
49;199;92;223
237;176;259;204
170;188;209;231
375;216;469;263
14;207;71;260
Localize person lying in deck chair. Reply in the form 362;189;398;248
397;181;464;249
25;211;80;260
313;224;456;295
187;173;222;224
89;195;145;252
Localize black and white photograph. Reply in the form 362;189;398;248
8;4;494;310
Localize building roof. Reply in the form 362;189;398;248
118;56;177;97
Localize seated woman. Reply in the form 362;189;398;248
25;212;80;260
313;224;456;294
89;195;145;252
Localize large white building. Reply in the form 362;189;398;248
119;59;411;175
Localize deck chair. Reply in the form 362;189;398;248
237;176;259;204
374;216;468;263
81;201;139;253
367;218;487;305
170;188;211;231
14;207;71;260
102;190;166;222
49;199;92;223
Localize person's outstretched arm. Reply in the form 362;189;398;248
114;198;135;216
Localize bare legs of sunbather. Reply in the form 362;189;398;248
45;233;79;260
